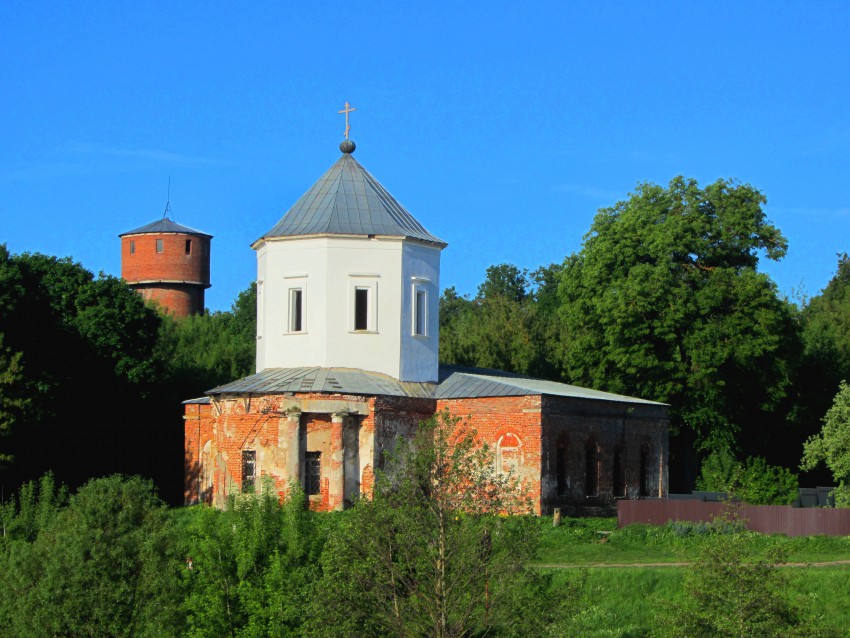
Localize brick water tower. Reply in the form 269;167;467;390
119;216;212;317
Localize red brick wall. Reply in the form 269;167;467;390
539;396;669;514
122;233;210;283
122;232;210;317
437;395;543;514
136;283;205;316
183;392;435;510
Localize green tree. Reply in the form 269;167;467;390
697;452;798;505
659;527;828;637
0;249;169;489
314;411;572;638
183;485;322;638
557;177;800;484
801;381;850;506
0;475;184;638
795;253;850;463
157;281;256;396
439;264;563;379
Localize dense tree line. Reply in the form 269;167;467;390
3;174;850;498
441;177;850;490
0;245;255;504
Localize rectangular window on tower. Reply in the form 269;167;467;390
354;288;369;331
156;239;164;254
129;240;135;254
305;451;321;496
288;288;304;333
413;288;427;336
185;239;192;255
241;450;257;494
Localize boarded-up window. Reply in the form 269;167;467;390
156;238;164;253
242;450;256;493
305;451;321;496
496;433;521;476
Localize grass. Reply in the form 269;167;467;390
535;516;850;636
535;516;850;565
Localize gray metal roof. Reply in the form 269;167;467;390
259;153;446;246
207;367;435;399
206;365;663;406
120;218;212;237
436;366;664;405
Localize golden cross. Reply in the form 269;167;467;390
338;101;356;139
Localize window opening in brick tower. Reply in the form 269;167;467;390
156;239;164;253
185;239;192;254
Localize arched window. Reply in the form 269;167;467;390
585;438;599;497
496;433;522;476
613;446;626;497
556;437;568;496
639;442;651;497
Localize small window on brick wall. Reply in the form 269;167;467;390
129;240;135;254
305;451;321;496
242;450;257;494
613;447;626;497
556;443;568;496
156;239;164;253
639;443;651;497
585;438;599;497
185;239;192;255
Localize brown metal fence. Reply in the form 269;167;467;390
617;500;850;537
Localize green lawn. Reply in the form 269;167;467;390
535;516;850;565
535;517;850;637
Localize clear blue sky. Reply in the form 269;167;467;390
2;2;848;311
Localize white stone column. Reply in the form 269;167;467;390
285;411;302;491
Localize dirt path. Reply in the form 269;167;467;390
535;559;850;569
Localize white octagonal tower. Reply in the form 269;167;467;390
252;140;446;382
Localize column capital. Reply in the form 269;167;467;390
331;412;349;423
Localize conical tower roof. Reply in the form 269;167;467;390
258;150;446;247
119;218;211;238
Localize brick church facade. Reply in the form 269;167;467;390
183;134;668;515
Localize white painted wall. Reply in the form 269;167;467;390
255;235;442;382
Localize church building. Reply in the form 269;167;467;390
183;120;668;515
